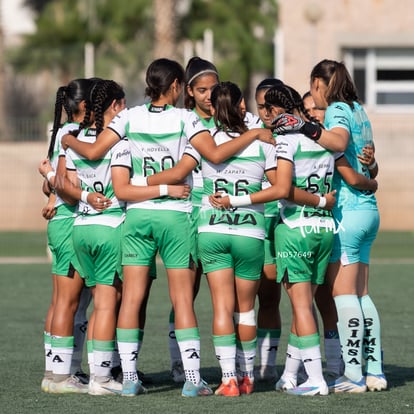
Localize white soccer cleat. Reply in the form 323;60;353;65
286;380;329;396
366;373;387;391
48;375;89;394
88;376;122;396
328;375;367;393
275;376;297;392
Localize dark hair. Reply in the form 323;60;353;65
145;58;185;101
90;80;125;134
302;91;312;100
264;83;304;115
184;56;219;109
301;90;323;124
210;81;247;136
255;78;284;94
310;59;359;107
48;78;95;159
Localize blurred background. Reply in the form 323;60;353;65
0;0;412;232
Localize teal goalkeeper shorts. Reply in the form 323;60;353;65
330;209;379;265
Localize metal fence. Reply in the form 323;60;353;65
4;117;47;142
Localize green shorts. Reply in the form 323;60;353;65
264;215;278;266
198;232;264;280
72;224;122;287
275;223;333;284
47;217;76;276
122;209;197;269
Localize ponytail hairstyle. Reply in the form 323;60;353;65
145;58;185;101
47;78;95;159
310;59;359;108
210;81;247;136
184;56;219;109
255;78;284;96
90;79;125;135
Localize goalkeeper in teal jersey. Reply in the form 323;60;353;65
272;59;385;393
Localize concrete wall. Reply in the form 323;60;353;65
276;0;414;230
0;137;412;231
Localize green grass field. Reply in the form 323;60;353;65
0;231;413;413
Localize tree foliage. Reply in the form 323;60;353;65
180;0;278;98
9;0;278;113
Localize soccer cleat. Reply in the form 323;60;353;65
171;360;185;383
41;377;51;393
328;375;367;393
238;376;254;395
275;376;297;392
181;379;213;397
215;379;240;397
286;380;329;396
121;379;148;397
254;365;278;382
88;376;123;396
41;371;53;392
48;375;89;394
366;373;387;391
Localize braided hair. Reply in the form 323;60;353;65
47;78;95;158
264;83;305;115
90;79;125;135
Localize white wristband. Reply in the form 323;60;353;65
317;196;327;208
228;194;252;207
131;176;148;186
159;184;168;197
368;160;377;170
81;191;89;203
46;171;56;183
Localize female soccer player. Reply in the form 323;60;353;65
253;78;284;383
273;59;385;393
60;58;273;397
45;79;126;395
38;79;97;394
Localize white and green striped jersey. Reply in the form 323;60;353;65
244;111;262;130
245;114;279;218
108;103;209;213
65;128;125;228
196;130;277;239
50;122;79;220
276;133;335;229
